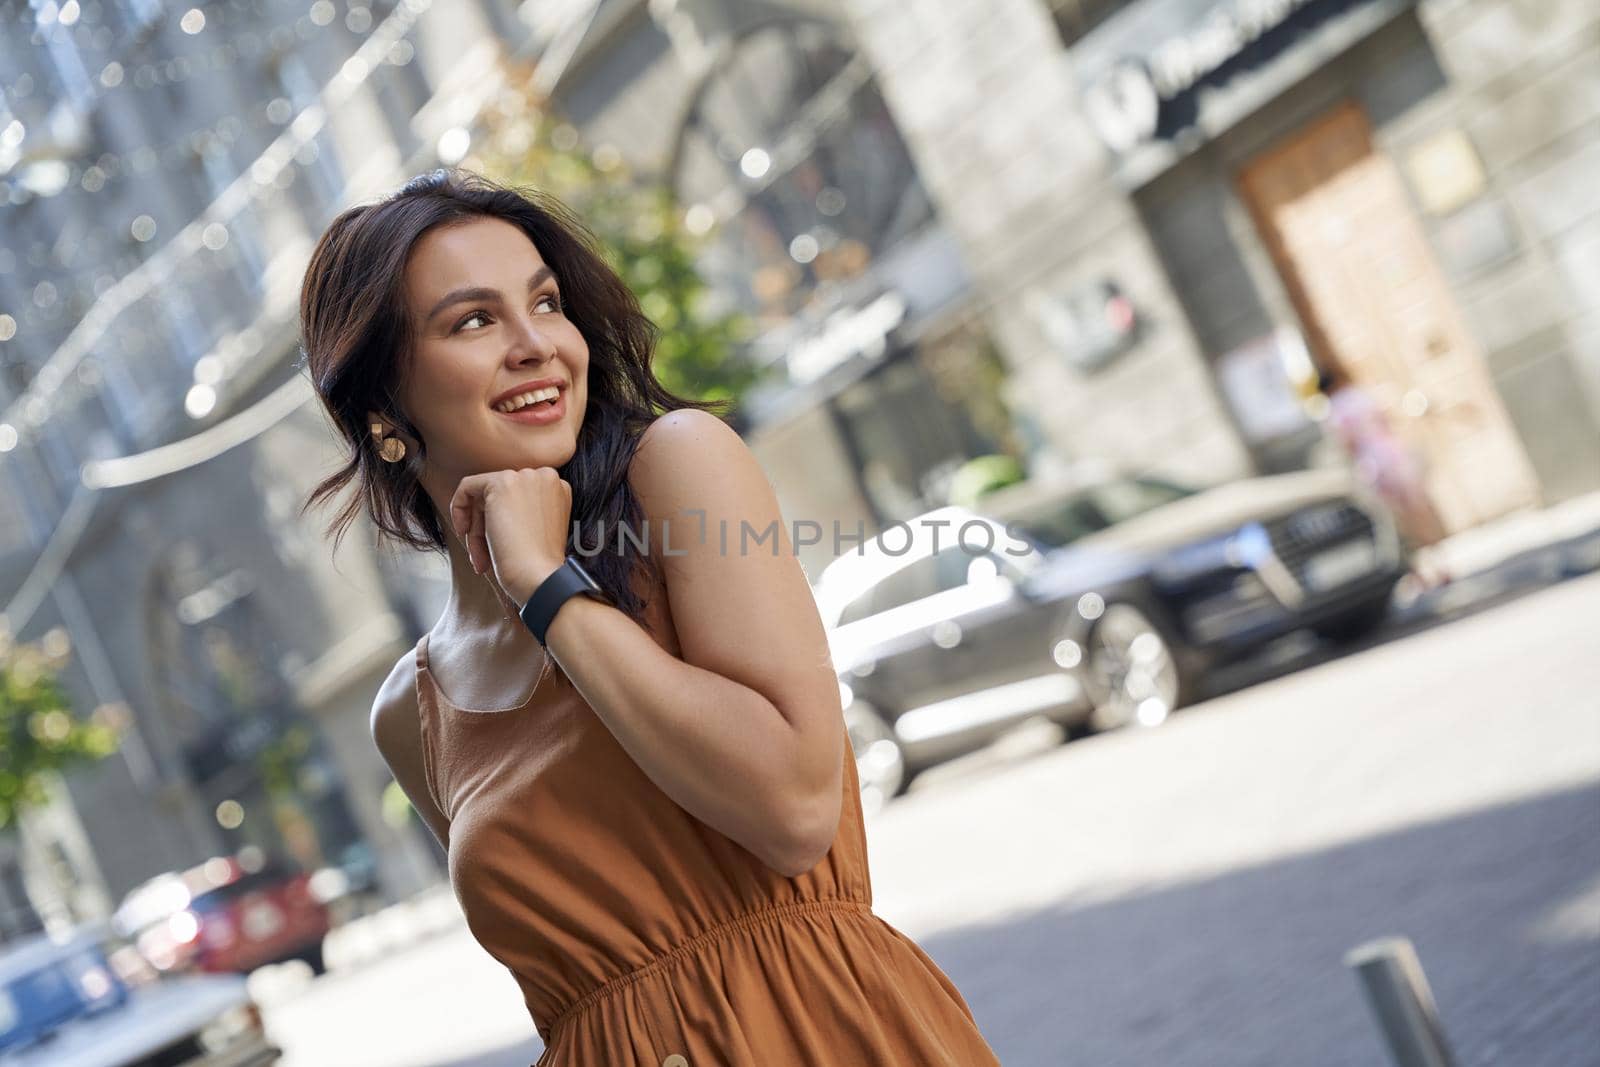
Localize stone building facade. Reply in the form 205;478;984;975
840;0;1600;533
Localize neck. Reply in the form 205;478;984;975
438;528;531;641
426;532;558;701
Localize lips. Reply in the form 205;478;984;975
488;378;566;411
492;388;567;426
491;385;560;414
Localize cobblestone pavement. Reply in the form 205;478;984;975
871;571;1600;1067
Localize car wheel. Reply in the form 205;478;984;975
1083;603;1189;732
844;702;907;816
1312;594;1392;644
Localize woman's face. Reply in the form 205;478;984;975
379;215;590;479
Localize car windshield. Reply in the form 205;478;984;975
191;864;297;913
118;858;299;930
1006;477;1196;548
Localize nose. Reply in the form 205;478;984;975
505;309;559;365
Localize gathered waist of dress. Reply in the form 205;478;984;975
543;896;872;1039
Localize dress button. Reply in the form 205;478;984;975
661;1056;688;1067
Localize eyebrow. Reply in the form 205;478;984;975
423;266;556;325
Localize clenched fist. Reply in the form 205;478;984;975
450;467;571;607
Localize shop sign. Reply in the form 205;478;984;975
1213;327;1315;443
1079;0;1390;153
1402;128;1488;216
1026;278;1139;374
786;291;907;385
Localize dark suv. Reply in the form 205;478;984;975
816;468;1409;810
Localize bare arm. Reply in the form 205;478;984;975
540;410;845;877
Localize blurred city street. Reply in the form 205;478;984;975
4;0;1600;1063
258;560;1600;1067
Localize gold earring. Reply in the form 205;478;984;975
370;421;407;463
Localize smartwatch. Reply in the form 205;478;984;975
519;555;614;646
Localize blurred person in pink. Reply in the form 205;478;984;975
1316;365;1450;587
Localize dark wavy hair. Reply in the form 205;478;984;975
297;167;731;625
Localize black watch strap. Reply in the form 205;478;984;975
519;556;611;646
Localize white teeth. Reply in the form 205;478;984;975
494;386;560;412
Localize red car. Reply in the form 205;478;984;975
114;853;332;977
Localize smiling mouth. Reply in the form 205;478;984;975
491;385;562;413
490;387;567;425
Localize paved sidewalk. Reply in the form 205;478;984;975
1423;491;1600;582
321;883;462;972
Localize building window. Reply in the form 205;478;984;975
95;353;147;450
671;18;935;325
834;348;998;519
196;145;267;302
3;442;61;544
110;0;164;43
0;465;41;555
158;288;211;370
35;418;81;492
35;7;96;113
1047;0;1139;49
270;53;346;214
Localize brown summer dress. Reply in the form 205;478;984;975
412;564;1002;1067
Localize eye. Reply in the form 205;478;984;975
452;295;561;333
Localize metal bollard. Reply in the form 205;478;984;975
1345;937;1459;1067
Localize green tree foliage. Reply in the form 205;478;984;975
0;628;118;829
468;59;762;409
256;722;314;799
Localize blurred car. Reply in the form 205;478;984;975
114;853;331;977
0;922;278;1066
308;842;384;926
816;467;1408;809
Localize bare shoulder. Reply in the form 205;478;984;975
370;647;423;759
369;644;451;850
633;404;744;458
629;408;768;503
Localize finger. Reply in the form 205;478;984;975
454;476;496;572
449;476;487;572
469;498;488;576
448;477;479;543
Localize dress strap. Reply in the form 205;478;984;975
411;632;451;820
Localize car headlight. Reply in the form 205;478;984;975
199;1001;264;1053
309;867;349;904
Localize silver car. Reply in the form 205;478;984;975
818;468;1408;811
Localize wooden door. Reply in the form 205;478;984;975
1238;100;1539;533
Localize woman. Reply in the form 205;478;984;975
298;169;1002;1066
1315;366;1450;587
